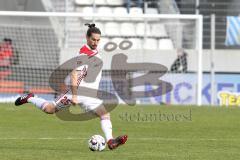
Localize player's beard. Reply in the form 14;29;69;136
91;45;97;50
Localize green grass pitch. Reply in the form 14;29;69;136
0;103;240;160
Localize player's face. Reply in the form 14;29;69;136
87;33;101;50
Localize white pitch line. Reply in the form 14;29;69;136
0;137;238;141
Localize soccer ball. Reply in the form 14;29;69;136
88;135;106;151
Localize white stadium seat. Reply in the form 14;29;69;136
97;7;113;20
128;38;142;49
151;24;168;37
82;7;94;20
113;7;129;21
158;39;174;50
145;8;158;20
120;23;136;36
105;22;120;36
95;22;105;35
75;0;93;5
95;0;106;5
113;7;127;14
106;0;124;6
136;23;151;36
143;38;158;50
129;7;143;21
130;7;143;14
145;8;158;14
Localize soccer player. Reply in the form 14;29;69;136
15;23;127;150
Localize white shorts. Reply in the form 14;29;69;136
53;90;103;112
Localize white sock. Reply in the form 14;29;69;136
28;97;49;110
101;119;113;142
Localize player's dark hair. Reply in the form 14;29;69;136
3;38;12;44
85;23;101;37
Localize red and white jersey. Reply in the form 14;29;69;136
75;44;102;90
79;44;98;57
55;45;103;109
64;44;102;92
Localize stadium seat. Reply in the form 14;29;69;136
136;23;151;36
105;22;120;36
82;7;94;20
97;7;113;20
143;38;158;50
120;23;136;36
158;39;174;50
130;7;143;14
145;8;158;14
29;87;54;94
129;7;143;21
0;81;24;93
75;0;93;5
145;8;158;21
106;0;124;6
151;24;168;37
113;7;129;21
95;0;107;5
95;22;105;35
0;70;11;80
128;38;142;49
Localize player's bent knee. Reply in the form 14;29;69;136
100;113;110;120
94;104;109;115
95;107;110;118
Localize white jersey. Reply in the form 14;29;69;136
56;44;103;110
65;44;103;90
76;53;102;90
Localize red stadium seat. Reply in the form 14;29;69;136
28;87;54;94
0;81;24;93
0;70;11;80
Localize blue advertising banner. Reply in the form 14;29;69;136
127;73;240;105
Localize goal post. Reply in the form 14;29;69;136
0;11;203;106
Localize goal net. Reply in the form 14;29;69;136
0;11;203;105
